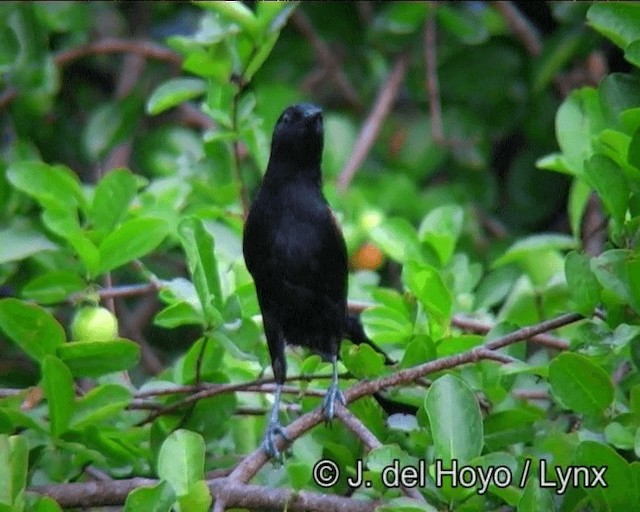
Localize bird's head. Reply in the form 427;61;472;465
269;103;324;169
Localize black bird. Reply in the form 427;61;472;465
243;103;348;457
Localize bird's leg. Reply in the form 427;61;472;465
262;383;290;460
322;354;346;421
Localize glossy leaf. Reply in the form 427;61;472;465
57;339;140;377
42;356;74;437
565;251;600;315
178;217;224;326
549;352;614;416
0;298;65;362
21;270;85;304
157;429;205;497
91;168;138;232
72;384;132;428
98;217;169;274
584;154;629;225
147;78;207;116
123;481;175;512
424;374;483;465
6;161;86;212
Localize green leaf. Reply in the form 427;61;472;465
198;1;258;39
340;342;386;379
598;74;640;128
369;217;421;264
244;31;279;82
21;270;85;304
32;496;64;512
587;3;640;49
178;218;224;326
549;352;614;416
124;481;175;512
493;234;576;267
532;26;585;95
0;434;28;508
517;477;555;512
626;40;640;68
176;480;212;512
154;302;203;329
98;217;169;274
591;249;639;310
424;374;483;465
255;1;298;34
57;339;140;377
628;127;640;174
84;99;140;160
42;207;100;277
0;298;65;363
0;220;58;264
404;261;452;331
604;422;635;450
574;440;637;509
565;251;601;315
555;88;605;175
7;161;86;212
147;78;207;116
400;334;436;368
42;356;75;437
568;178;591;239
484;410;541;451
91;168;138;232
157;429;205;497
72;384;132;428
361;305;413;345
583;154;629;225
418;204;464;265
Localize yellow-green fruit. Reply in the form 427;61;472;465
71;306;118;342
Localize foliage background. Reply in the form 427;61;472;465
0;1;640;511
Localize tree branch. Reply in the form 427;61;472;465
337;53;410;191
54;38;182;67
31;477;378;512
227;311;585;483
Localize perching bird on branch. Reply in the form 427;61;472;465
242;103;351;458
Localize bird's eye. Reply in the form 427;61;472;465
281;112;292;124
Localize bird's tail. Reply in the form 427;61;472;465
344;313;395;365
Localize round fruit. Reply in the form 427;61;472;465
70;306;118;342
350;242;385;271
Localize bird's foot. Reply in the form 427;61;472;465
322;383;346;422
262;420;290;461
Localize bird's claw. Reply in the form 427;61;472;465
322;384;346;422
262;420;290;461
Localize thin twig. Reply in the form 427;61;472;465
54;38;182;67
512;389;549;400
337;53;410;191
491;2;542;56
31;477;377;511
424;7;444;144
291;10;363;110
451;314;570;351
335;406;426;503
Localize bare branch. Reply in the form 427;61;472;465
451;314;570;351
54;38;182;67
31;477;378;511
491;2;542;56
291;10;363;110
424;7;444;144
337;53;410;191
